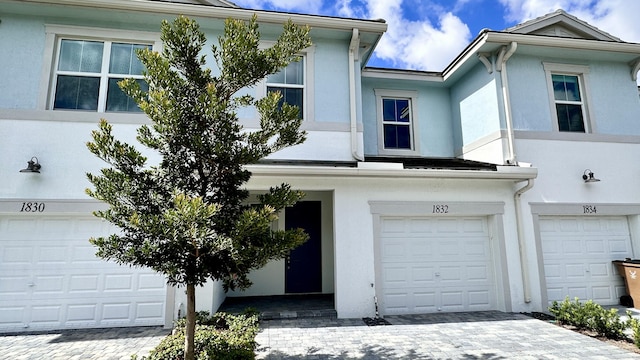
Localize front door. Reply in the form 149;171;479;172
285;201;322;293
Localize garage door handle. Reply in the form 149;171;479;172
27;282;35;287
435;272;440;277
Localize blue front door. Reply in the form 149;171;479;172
285;201;322;293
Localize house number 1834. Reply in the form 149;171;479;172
583;205;597;214
20;202;45;213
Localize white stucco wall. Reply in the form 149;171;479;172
247;173;533;318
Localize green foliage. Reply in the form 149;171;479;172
139;312;258;360
88;15;311;360
627;311;640;348
86;14;312;290
548;297;627;339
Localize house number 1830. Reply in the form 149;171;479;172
20;202;45;213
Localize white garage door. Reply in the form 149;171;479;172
0;216;167;333
540;216;632;306
379;216;496;315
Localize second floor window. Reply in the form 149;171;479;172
382;98;412;149
266;58;305;119
544;63;591;133
52;39;150;112
552;74;585;132
374;89;419;155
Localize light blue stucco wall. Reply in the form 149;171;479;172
314;39;350;123
507;54;640;135
361;77;453;157
1;6;352;126
449;62;502;150
0;16;46;109
506;56;551;131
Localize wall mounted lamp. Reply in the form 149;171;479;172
582;169;600;183
19;157;41;173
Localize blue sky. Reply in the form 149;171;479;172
231;0;640;71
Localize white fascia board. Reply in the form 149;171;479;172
362;68;444;83
16;0;388;33
246;164;538;181
442;31;640;81
485;32;640;54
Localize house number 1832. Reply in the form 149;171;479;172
432;205;449;214
20;202;45;213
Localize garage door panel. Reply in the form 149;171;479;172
585;240;606;254
412;267;435;284
441;291;463;307
542;215;632;305
381;218;406;233
567;287;589;300
409;219;434;233
380;216;496;315
588;263;612;278
467;266;490;282
610;238;633;253
592;286;614;302
468;290;491;307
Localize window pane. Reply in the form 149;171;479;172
110;43;149;75
267;69;285;84
382;99;396;121
106;78;147;112
383;124;398;148
284;88;303;116
285;60;303;85
58;40;103;73
267;87;303;119
552;74;581;102
396;99;410;122
267;60;304;85
54;75;100;110
556;104;585;132
383;124;411;149
397;125;411;148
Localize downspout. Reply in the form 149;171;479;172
514;178;534;303
497;42;517;165
349;28;363;161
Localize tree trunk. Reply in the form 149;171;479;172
184;283;196;360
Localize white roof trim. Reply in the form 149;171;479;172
505;9;621;42
15;0;387;33
246;164;538;180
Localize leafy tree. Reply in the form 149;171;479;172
86;15;311;360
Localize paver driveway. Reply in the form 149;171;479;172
2;311;640;359
256;311;640;359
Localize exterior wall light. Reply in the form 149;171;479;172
19;157;41;173
582;169;600;183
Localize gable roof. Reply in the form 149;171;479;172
504;9;621;42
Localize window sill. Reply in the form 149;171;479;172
0;109;151;124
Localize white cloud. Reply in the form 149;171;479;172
337;0;472;71
499;0;640;42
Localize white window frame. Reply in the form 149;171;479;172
543;62;593;133
39;25;162;112
256;44;315;122
374;89;419;156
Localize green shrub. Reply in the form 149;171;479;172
138;311;259;360
627;311;640;348
548;297;627;340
